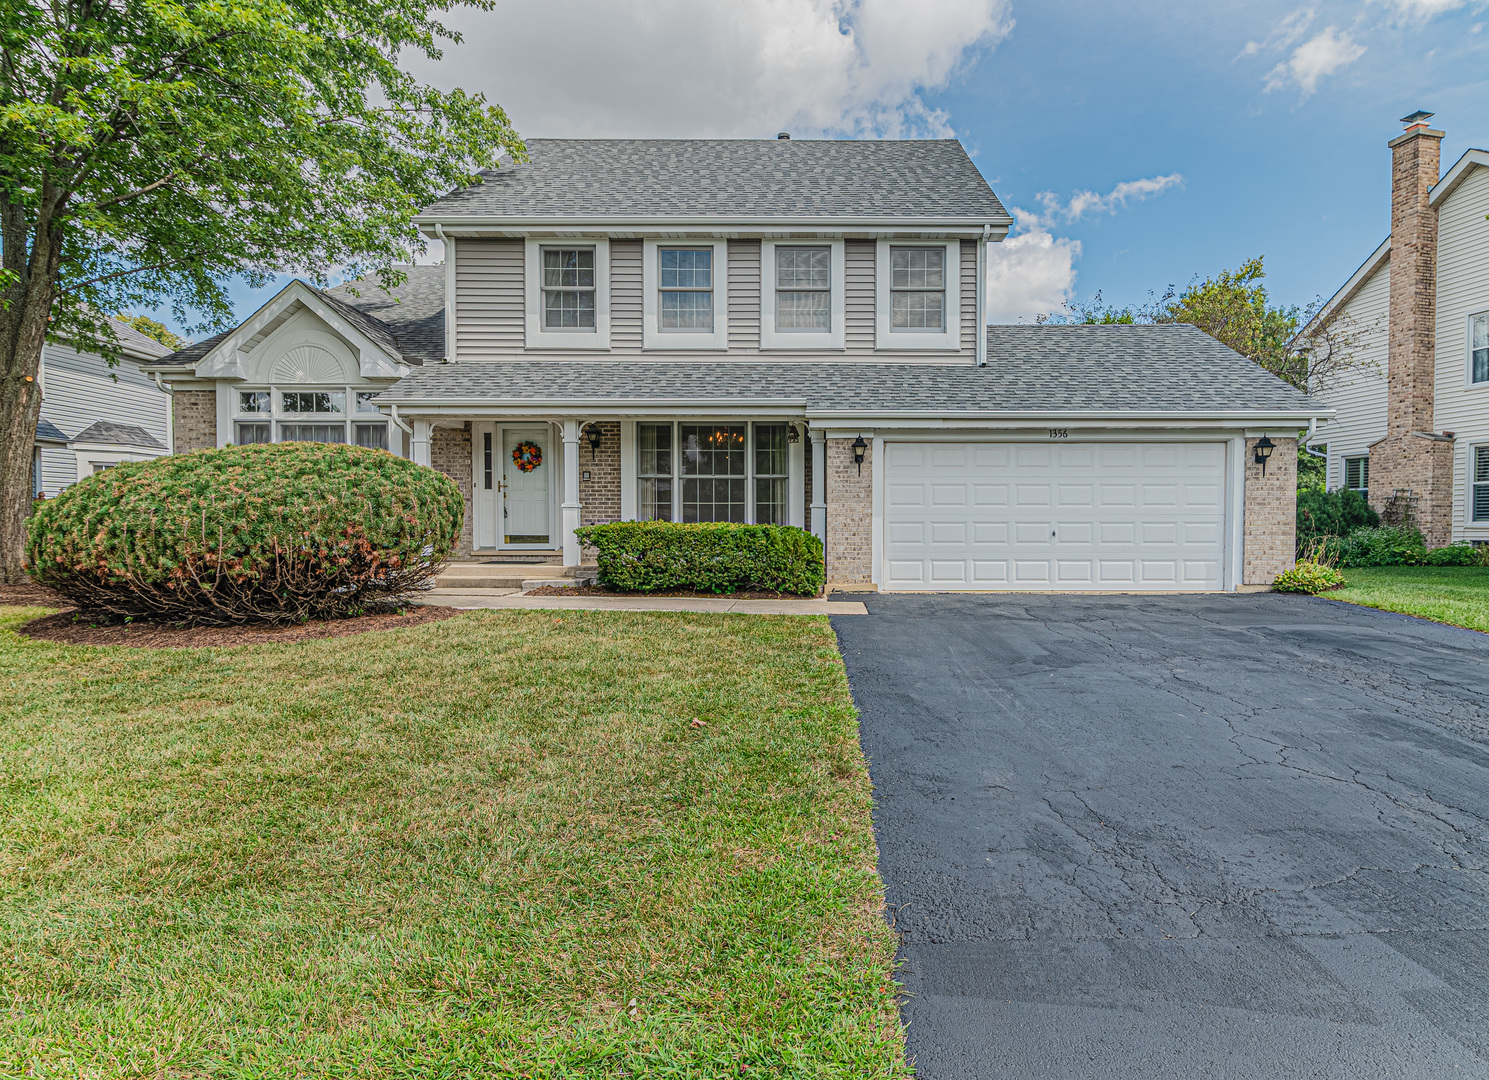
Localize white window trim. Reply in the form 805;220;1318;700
760;239;845;351
524;237;611;351
627;419;804;526
875;239;961;352
1466;309;1489;389
642;238;728;350
1341;453;1369;494
224;384;391;448
1470;442;1489;526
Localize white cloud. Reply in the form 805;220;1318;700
1241;8;1315;57
407;0;1013;138
1373;0;1467;21
984;211;1081;323
1263;26;1366;98
1029;173;1185;227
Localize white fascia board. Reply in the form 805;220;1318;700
1430;148;1489;207
383;403;809;419
416;216;1012;238
801;408;1332;423
1304;237;1391;334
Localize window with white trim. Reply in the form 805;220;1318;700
1343;455;1368;494
1475;446;1489;522
638;423;674;522
635;422;794;525
542;247;596;330
890;247;946;331
754;423;789;525
775;247;831;331
659;248;713;331
1472;312;1488;384
228;385;389;449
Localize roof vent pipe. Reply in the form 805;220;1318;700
777;132;790;140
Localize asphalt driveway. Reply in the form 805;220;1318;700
832;593;1489;1079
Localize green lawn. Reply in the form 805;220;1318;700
1329;565;1489;633
0;606;906;1078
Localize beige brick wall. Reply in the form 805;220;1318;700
172;389;216;453
1369;434;1454;546
825;436;872;587
431;423;473;558
579;422;621;526
1243;436;1297;585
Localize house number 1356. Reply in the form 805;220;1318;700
1049;428;1069;439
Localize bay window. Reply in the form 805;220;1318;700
227;384;390;450
635;421;797;525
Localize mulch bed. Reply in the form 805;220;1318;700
0;581;68;607
524;584;820;600
15;605;461;649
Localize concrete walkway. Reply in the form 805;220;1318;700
416;589;866;615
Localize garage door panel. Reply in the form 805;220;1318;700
882;440;1228;593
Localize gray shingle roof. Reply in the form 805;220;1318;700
379;325;1317;415
419;139;1009;222
71;419;166;449
34;418;68;444
107;317;176;359
149;330;232;368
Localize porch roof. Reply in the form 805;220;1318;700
378;325;1321;421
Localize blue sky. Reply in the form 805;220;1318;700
177;0;1489;337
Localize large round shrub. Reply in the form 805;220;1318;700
27;442;464;624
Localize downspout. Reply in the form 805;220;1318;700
387;404;414;460
435;223;455;362
1302;416;1325;457
152;371;175;453
976;224;990;366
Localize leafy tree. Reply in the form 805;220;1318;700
0;0;524;583
115;313;184;351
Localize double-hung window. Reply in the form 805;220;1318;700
638;423;674;521
890;247;946;331
235;390;272;444
753;424;789;525
635;422;795;525
1475;447;1489;522
659;248;713;331
775;247;831;331
353;392;388;450
1472;312;1489;384
680;424;747;523
1343;455;1368;495
542;247;596;330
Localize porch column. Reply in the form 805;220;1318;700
562;418;582;566
412;420;432;466
809;427;826;541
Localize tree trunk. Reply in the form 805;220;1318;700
0;211;63;585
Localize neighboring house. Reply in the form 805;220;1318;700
140;137;1318;591
33;317;174;496
1310;111;1489;547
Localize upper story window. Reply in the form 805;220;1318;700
890;247;946;331
542;247;596;331
659;248;713;331
1472;312;1488;384
775;247;831;331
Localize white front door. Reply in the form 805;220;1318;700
501;425;553;547
882;441;1228;591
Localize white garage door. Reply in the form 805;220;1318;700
883;442;1228;591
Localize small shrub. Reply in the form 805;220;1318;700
1272;561;1345;594
1296;487;1378;550
1332;524;1427;567
576;521;824;595
27;442;464;624
1422;543;1483;566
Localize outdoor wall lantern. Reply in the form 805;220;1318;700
1254;434;1275;477
787;424;800;444
852;435;868;475
585;424;602;458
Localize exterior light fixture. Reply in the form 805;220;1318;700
585;424;602;458
1254;434;1275;476
787;424;800;444
852;435;868;475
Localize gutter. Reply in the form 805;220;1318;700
152;372;175;453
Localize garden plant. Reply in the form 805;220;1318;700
27;442;463;624
576;521;826;595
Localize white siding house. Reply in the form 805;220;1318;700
1315;241;1390;495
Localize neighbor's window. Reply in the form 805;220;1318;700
891;247;946;331
1343;456;1369;494
235;422;271;444
754;423;789;526
1473;313;1489;384
637;423;674;522
775;247;831;331
282;391;344;414
659;248;713;331
1476;447;1489;522
680;424;746;523
238;391;270;414
542;247;596;330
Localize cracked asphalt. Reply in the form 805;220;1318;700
831;592;1489;1079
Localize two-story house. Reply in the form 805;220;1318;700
140;137;1317;591
1310;112;1489;547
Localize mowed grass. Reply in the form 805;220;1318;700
0;606;905;1078
1330;565;1489;633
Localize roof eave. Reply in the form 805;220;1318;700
416;214;1013;236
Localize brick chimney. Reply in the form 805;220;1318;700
1369;110;1454;545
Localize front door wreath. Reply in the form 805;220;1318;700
511;441;543;472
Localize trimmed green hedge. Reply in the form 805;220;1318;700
575;521;824;595
27;442;464;624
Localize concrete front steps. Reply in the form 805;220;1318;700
433;560;596;592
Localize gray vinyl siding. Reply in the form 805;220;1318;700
454;239;525;356
610;240;643;352
845;240;876;353
727;240;761;352
960;240;977;355
35;342;170;496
